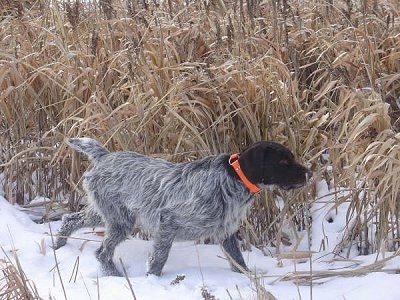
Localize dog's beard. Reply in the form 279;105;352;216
258;184;274;190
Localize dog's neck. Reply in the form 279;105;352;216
228;153;261;194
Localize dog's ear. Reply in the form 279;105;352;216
238;142;268;184
238;141;298;185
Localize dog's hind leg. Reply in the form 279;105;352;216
53;208;103;249
147;209;179;276
221;234;249;273
95;207;136;277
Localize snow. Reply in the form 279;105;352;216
1;182;400;300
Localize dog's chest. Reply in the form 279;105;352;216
218;198;252;234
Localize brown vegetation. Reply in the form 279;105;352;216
0;255;41;300
0;0;399;256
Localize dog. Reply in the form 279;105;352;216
54;138;312;276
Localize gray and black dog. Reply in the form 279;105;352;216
54;138;312;276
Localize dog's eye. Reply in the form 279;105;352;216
279;159;289;165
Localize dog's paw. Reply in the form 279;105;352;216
102;266;123;277
99;258;123;277
146;255;162;276
51;238;67;250
231;264;250;274
146;266;162;276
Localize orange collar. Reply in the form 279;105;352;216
229;153;261;194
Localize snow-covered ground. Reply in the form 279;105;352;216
1;181;400;300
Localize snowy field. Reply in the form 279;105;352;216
1;180;400;300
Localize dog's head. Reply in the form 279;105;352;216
238;141;312;190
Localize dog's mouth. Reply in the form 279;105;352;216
279;182;307;190
279;171;313;190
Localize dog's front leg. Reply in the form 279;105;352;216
147;209;178;276
221;234;249;273
53;209;103;249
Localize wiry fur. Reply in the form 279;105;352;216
54;138;311;276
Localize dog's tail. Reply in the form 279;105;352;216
66;137;109;161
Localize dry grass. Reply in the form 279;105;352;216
276;251;400;285
0;0;399;258
0;252;42;300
